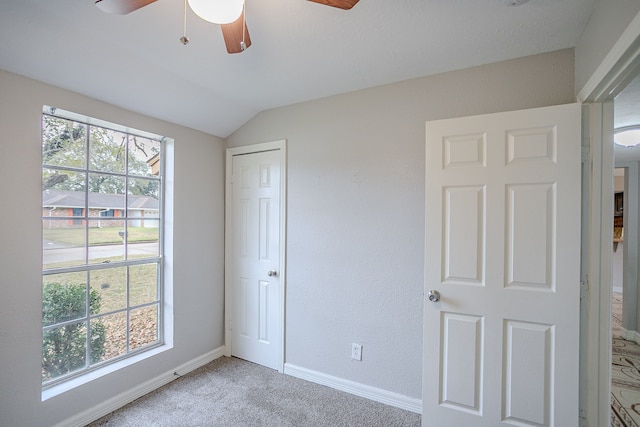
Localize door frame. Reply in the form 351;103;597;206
578;10;640;426
224;140;287;372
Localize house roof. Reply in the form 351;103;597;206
42;190;159;211
0;0;598;138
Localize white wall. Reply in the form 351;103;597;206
0;70;225;426
574;0;640;94
613;242;624;292
226;49;577;400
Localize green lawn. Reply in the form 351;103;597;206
43;226;158;246
42;226;160;327
43;258;159;314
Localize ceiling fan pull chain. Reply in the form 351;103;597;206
240;0;247;51
179;0;190;45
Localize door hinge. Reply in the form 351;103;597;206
580;279;589;301
581;144;590;164
579;409;587;427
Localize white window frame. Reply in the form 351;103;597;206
41;106;173;396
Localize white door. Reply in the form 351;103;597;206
227;145;284;370
423;104;581;426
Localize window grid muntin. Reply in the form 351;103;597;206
42;109;164;389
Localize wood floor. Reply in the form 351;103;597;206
612;292;640;427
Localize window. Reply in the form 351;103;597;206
41;106;165;388
72;208;83;225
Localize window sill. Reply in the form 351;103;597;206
41;343;172;401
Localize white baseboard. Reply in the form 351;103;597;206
620;327;640;345
283;363;422;414
613;286;623;294
54;346;226;427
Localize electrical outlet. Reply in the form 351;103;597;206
351;343;362;361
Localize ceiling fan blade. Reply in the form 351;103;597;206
95;0;157;15
220;10;252;54
307;0;359;10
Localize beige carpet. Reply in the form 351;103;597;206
612;292;640;427
87;356;421;426
79;294;640;427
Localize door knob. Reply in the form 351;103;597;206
267;270;278;277
427;290;440;302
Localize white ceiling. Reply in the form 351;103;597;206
0;0;598;138
615;74;640;162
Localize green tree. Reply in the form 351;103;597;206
42;115;159;196
42;282;106;381
42;116;86;165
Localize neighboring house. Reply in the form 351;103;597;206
42;189;159;228
148;153;160;177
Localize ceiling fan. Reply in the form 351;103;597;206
94;0;359;54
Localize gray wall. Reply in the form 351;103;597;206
0;70;226;427
226;48;577;399
0;47;578;426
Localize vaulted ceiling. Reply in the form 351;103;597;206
0;0;598;138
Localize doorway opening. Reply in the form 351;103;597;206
610;77;640;423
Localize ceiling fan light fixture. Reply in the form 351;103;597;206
187;0;244;24
614;127;640;147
